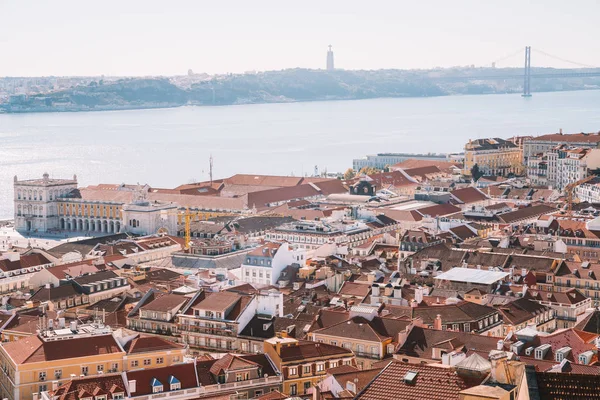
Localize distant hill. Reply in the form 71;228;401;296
2;67;600;113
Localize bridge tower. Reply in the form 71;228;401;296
522;46;532;97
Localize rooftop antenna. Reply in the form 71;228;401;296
209;154;214;185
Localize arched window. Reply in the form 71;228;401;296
17;205;21;216
28;190;32;200
39;191;43;201
17;190;21;200
49;191;53;201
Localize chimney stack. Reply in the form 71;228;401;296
434;314;442;330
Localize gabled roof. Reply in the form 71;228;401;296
50;374;127;400
209;353;259;375
356;361;483;400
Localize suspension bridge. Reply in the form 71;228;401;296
427;46;600;97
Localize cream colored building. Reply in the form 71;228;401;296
464;138;523;177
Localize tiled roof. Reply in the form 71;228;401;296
140;293;188;313
450;187;488;204
338;282;371;298
412;301;497;326
313;316;411;343
531;132;600;143
248;242;281;257
50;374;127;400
30;282;81;302
124;335;184;354
209;353;258;375
2;334;123;364
278;341;353;362
495;297;551;326
356;361;483;400
192;291;242;314
416;204;462;218
498;204;555;224
0;253;51;272
46;260;101;279
127;362;198;396
397;326;507;359
391;159;461;171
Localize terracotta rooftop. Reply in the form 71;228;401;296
2;334;123;364
451;187;488;204
356;361;483;400
50;374;127;400
139;293;188;313
123;335;184;354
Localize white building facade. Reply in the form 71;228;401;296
240;242;307;286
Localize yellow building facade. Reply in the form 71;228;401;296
0;329;186;400
464;138;523;177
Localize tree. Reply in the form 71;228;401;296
471;163;484;182
343;168;356;180
359;166;379;175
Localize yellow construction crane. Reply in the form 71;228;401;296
565;175;597;215
161;208;238;251
160;209;289;251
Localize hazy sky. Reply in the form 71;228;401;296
1;0;598;76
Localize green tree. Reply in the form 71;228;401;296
343;168;356;180
359;166;379;175
471;163;484;182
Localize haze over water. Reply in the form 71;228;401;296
2;90;600;219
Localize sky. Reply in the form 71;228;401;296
1;0;599;77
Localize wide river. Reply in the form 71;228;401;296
2;90;600;220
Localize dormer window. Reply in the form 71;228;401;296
151;378;163;393
169;376;181;391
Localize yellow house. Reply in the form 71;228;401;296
263;337;355;397
0;324;186;400
464;138;523;177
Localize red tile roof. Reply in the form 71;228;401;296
50;374;127;400
451;187;488;204
416;204;462;218
356;361;483;400
123;335;184;354
2;334;123;364
532;132;600;143
0;253;51;272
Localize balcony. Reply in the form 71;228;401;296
353;351;381;360
128;376;283;400
179;325;235;336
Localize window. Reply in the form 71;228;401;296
39;384;47;393
97;364;104;372
316;363;325;372
288;367;298;376
330;340;337;346
303;365;311;374
131;360;139;368
144;359;151;366
156;357;164;364
290;384;297;395
113;394;124;400
111;363;119;372
452;324;460;331
153;385;163;394
54;369;62;379
304;381;311;393
82;366;89;375
39;371;46;381
330;361;338;368
464;323;470;332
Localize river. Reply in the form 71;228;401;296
1;90;600;219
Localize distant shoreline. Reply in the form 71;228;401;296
2;84;599;116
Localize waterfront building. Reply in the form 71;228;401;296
13;173;77;233
353;153;447;171
463;138;522;177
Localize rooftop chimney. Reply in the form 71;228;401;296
434;314;442;330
